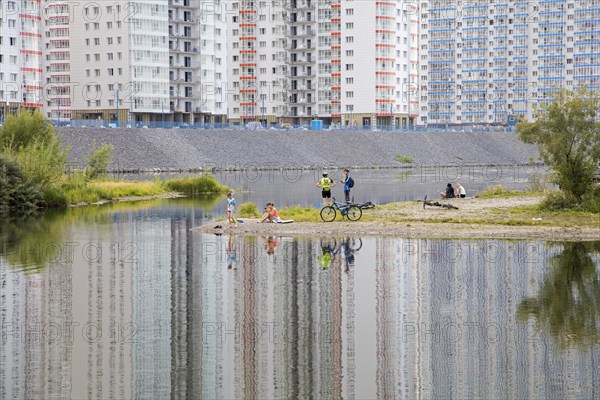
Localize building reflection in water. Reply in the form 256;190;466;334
1;206;599;399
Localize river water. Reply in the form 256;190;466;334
1;169;598;400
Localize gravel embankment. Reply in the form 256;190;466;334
59;127;538;172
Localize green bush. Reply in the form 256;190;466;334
238;202;261;218
163;175;230;194
0;109;55;151
395;154;414;163
539;186;600;213
0;156;43;215
41;185;69;209
13;135;68;185
84;143;114;180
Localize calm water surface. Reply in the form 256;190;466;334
1;170;598;400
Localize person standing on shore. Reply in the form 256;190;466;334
316;172;335;206
226;192;237;227
340;168;354;203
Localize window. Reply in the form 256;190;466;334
346;91;354;98
346;64;354;71
346;50;354;57
346;77;354;84
346;9;354;15
345;22;354;29
346;36;354;43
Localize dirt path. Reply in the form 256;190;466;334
195;197;600;241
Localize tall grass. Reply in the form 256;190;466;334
238;202;261;218
163;175;230;195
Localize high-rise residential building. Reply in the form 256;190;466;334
43;1;72;122
40;0;226;125
0;0;24;120
419;0;600;126
226;0;418;127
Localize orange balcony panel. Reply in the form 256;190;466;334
240;89;257;93
375;1;395;6
331;45;341;50
376;85;395;89
23;103;43;107
239;36;257;41
331;18;341;22
331;4;340;8
331;86;341;90
20;14;41;20
376;44;395;48
239;10;257;13
20;32;42;38
240;63;257;67
21;49;43;55
331;113;342;117
21;67;43;73
239;23;257;27
375;16;395;20
376;57;395;61
240;50;256;53
331;59;341;63
376;99;394;103
331;73;341;77
331;32;341;36
376;71;395;75
240;76;257;80
240;102;257;106
376;113;393;117
376;30;395;34
331;100;340;104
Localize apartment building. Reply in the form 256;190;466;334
0;0;23;120
41;0;227;125
43;1;72;121
226;0;417;127
419;0;600;126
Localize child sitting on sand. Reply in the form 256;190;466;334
258;202;281;223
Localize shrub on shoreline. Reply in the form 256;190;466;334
163;175;231;195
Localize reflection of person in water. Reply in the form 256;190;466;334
260;235;279;255
227;235;237;269
342;237;356;273
320;238;336;270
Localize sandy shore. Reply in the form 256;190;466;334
195;196;600;241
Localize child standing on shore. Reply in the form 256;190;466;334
226;192;237;227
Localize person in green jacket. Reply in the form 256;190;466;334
316;172;336;206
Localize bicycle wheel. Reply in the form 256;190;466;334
320;206;337;222
348;238;363;251
345;205;362;221
320;237;337;251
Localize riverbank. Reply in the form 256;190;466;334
59;128;538;172
48;175;230;209
196;196;600;240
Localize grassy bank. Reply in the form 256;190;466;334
47;175;231;207
233;188;599;229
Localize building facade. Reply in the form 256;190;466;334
226;0;418;127
419;0;600;126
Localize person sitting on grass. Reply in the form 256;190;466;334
455;183;466;198
258;202;281;223
440;183;455;199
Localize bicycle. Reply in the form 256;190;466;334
320;197;362;222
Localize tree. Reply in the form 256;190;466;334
0;109;55;151
84;142;114;180
517;242;600;349
517;88;600;202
